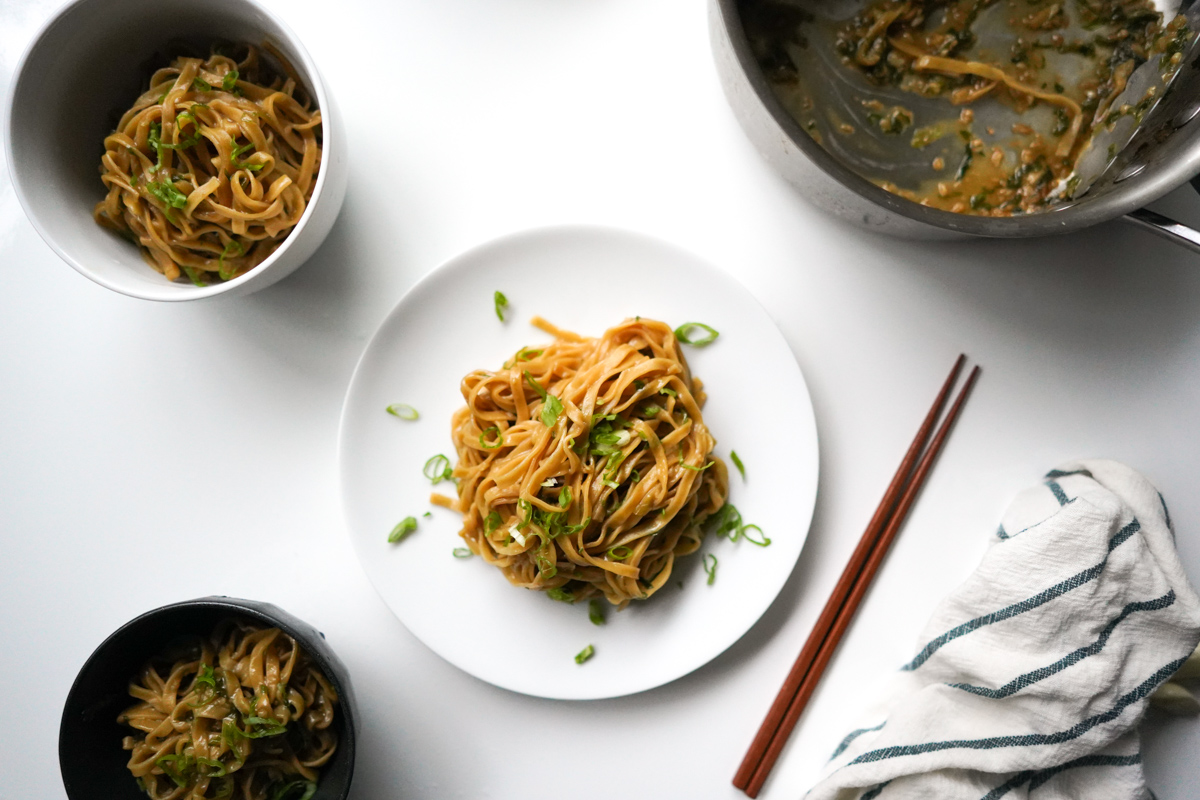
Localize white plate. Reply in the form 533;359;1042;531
338;225;818;699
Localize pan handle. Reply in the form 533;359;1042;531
1122;207;1200;254
1120;175;1200;255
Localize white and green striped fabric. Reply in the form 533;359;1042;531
808;460;1200;800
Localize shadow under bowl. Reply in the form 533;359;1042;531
59;596;357;800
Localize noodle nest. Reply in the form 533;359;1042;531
117;618;338;800
449;317;730;608
94;43;322;285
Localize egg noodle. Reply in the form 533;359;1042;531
449;317;729;608
117;619;337;800
94;44;321;285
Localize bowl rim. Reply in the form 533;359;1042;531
713;0;1200;238
58;595;356;798
2;0;334;301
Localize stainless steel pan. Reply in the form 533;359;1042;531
710;0;1200;252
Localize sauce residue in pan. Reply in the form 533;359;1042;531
742;0;1191;215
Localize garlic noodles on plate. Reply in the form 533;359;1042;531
447;316;730;608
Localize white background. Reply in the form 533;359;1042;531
2;0;1200;797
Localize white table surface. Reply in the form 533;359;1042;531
3;1;1200;797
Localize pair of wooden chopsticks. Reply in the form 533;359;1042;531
732;355;980;797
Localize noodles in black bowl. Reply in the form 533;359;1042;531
59;597;357;800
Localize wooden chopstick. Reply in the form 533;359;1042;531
732;354;964;791
733;357;980;797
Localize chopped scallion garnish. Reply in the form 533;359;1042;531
194;663;217;691
523;371;563;427
588;599;606;626
731;450;746;480
741;524;771;547
146;177;188;210
423;454;453;484
269;779;317;800
192;77;212;91
222;70;240;92
607;545;632;560
494;290;508;321
659;386;677;398
679;453;713;472
674;322;719;347
516;498;533;530
484;510;502;533
386;403;419;420
452;547;473;558
574;644;595;664
536;550;557;579
217;239;244;281
703;553;718;585
479;426;504;449
387;516;418;543
547;587;575;603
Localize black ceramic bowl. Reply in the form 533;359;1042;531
59;597;357;800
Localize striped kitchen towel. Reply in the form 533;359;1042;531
807;460;1200;800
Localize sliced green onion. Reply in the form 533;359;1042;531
494;290;508;321
536;550;557;579
730;450;746;480
217;238;244;280
242;715;287;737
423;511;432;517
588;599;606;626
155;754;194;787
269;779;317;800
181;265;208;287
517;347;543;361
558;516;590;536
741;524;771;547
222;69;240;92
192;77;212;91
230;140;262;171
674;322;719;347
484;510;502;533
516;498;535;531
574;644;595;664
659;385;677;398
709;503;743;540
547;587;575;603
195;756;227;777
386;403;419;420
558;486;572;509
479;426;504;449
194;663;217;691
607;545;632;561
423;454;453;484
703;553;718;585
452;547;473;558
679;453;713;472
634;379;645;390
146;177;188;209
387;516;418;543
523;371;563;427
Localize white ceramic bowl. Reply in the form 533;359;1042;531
4;0;347;301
